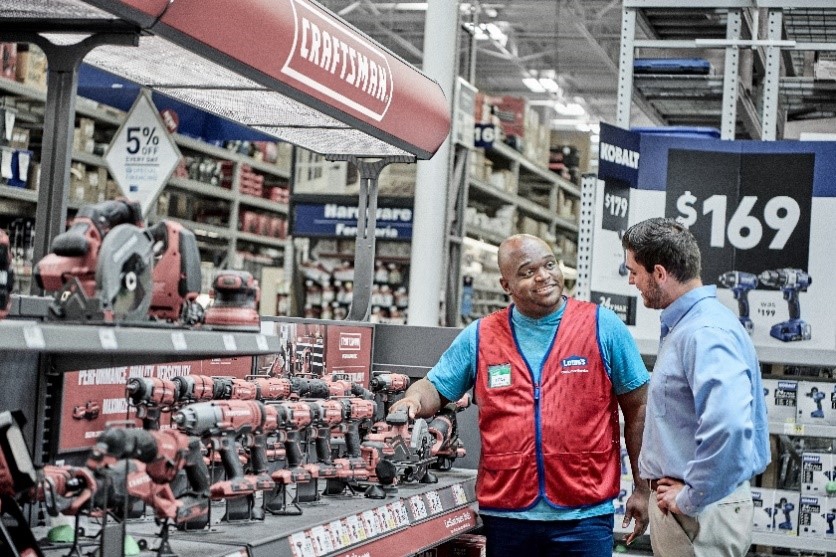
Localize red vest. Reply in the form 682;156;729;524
474;298;620;510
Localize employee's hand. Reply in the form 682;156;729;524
623;484;649;544
656;477;685;515
388;397;421;420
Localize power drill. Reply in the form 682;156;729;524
125;377;178;429
826;509;835;534
718;271;758;334
758;268;812;341
778;498;795;530
369;372;411;422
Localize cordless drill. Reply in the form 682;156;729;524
826;509;835;535
777;498;795;530
758;268;812;341
718;271;759;334
125;377;178;429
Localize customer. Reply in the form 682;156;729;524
391;234;650;556
621;217;770;557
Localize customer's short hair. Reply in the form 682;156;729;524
621;217;701;282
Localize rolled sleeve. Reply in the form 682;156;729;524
426;322;479;402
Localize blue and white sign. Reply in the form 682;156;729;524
292;202;413;240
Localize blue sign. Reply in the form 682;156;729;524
598;123;641;188
292;202;413;240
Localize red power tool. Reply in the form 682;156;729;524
0;410;43;557
34;199;142;299
0;229;13;319
147;220;204;325
427;394;471;471
203;270;260;331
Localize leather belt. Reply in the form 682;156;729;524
648;478;683;491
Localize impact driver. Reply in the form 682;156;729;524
718;271;758;334
759;268;812;341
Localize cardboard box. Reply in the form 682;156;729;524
1;42;16;79
763;378;798;423
801;452;836;496
753;488;800;535
15;46;47;90
798;495;829;538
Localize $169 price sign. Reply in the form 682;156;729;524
664;150;813;285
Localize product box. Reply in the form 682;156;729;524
0;42;16;79
801;452;836;496
15;45;47;90
797;381;836;426
753;488;800;535
798;495;835;538
763;378;798;423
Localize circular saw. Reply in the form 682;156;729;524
96;224;155;322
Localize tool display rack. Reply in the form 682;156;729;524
616;0;836;140
0;75;292;277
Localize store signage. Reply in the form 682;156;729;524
474;123;497;149
59;357;252;453
292;202;413;239
282;0;393;121
589;126;836;356
454;78;477;149
598;123;641;188
105;90;181;217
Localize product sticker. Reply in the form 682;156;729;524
426;490;444;514
451;483;468;505
487;363;512;388
345;514;363;542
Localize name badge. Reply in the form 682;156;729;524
487;363;511;388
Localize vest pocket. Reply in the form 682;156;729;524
478;452;531;509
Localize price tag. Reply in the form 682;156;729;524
451;483;468;505
288;531;314;557
345;514;364;542
664;150;813;285
361;510;378;536
390;501;410;526
99;328;118;350
171;332;187;351
256;334;269;351
310;525;332;555
222;334;237;351
380;505;396;529
425;490;444;514
409;495;428;519
601;181;631;233
328;520;349;548
783;423;805;435
23;325;46;349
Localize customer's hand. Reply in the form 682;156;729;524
656;477;685;515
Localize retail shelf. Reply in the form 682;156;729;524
465;225;507;246
89;469;478;557
0;184;38;204
167;217;232;240
768;421;836;438
71;150;107;168
0;318;278;369
636;338;836;367
168;176;236;201
237;230;288;249
239;193;289;214
468;179;578;235
490;141;579;196
175;134;290;179
752;532;835;552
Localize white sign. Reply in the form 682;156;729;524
105;90;181;216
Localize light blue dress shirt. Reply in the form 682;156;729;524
427;300;650;520
639;285;770;516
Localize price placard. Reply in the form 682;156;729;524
601;181;631;233
664;150;813;285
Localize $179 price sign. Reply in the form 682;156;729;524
664;150;813;285
601;181;630;233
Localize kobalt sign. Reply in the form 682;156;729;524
283;0;394;121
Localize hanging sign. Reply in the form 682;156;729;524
105;89;182;216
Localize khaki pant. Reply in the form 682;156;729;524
649;481;753;557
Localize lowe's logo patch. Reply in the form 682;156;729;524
560;355;589;374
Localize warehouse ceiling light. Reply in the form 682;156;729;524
522;77;547;93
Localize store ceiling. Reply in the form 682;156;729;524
318;0;658;129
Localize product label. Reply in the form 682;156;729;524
487;363;511;388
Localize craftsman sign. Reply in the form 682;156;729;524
292;202;413;239
105;90;181;216
283;0;393;121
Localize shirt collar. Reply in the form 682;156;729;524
660;284;716;336
510;297;567;326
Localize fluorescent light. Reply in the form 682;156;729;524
538;78;561;93
554;102;586;117
522;77;547;93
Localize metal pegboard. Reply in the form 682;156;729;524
575;174;598;302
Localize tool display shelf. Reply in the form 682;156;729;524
39;470;478;557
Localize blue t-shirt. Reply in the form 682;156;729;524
427;300;649;520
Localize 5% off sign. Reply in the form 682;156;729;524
105;90;182;217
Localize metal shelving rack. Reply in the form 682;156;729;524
0;77;292;268
617;0;836;140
